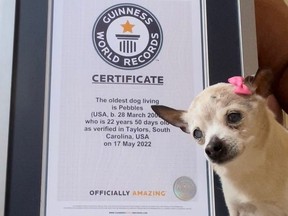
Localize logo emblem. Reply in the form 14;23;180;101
92;3;163;70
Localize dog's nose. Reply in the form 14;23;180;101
205;136;224;160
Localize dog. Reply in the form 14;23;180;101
151;70;288;216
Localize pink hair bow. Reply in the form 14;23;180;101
228;76;252;95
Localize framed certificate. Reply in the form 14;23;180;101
43;0;213;215
3;0;258;216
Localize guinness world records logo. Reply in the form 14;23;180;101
92;3;163;70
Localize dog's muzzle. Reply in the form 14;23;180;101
205;136;231;164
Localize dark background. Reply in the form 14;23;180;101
5;0;242;215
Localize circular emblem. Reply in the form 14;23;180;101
173;176;197;201
92;3;163;70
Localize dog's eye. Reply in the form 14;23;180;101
227;112;242;124
193;128;203;139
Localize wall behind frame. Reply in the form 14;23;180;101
0;0;16;215
5;0;247;215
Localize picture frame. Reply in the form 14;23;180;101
3;1;258;216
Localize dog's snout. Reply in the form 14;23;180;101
205;136;225;162
205;142;223;156
205;142;223;158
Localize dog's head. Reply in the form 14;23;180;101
152;69;274;165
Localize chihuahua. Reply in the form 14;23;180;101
151;70;288;216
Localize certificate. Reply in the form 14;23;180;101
44;0;213;215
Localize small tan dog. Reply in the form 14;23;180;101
152;70;288;216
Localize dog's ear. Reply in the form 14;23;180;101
244;68;273;98
151;105;189;133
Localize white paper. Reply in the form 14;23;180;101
45;0;211;215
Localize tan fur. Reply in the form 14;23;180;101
152;79;288;215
